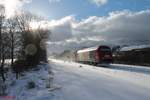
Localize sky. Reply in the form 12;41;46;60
0;0;150;53
23;0;150;20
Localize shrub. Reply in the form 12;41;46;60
12;60;26;73
26;81;36;89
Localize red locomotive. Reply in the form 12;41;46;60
76;45;113;65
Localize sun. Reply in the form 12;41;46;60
29;21;40;30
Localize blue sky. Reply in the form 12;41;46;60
23;0;150;20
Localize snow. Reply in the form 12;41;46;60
0;63;60;100
77;46;98;53
120;44;150;51
110;64;150;74
1;59;150;100
50;59;150;100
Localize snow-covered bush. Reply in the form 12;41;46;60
26;81;36;89
0;80;7;96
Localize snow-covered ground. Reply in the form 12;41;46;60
50;59;150;100
1;60;150;100
110;64;150;74
0;63;58;100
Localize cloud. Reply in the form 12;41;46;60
46;16;75;42
0;0;32;18
89;0;108;6
74;10;150;43
49;0;61;3
46;10;150;53
48;0;108;6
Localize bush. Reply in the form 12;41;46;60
26;81;36;89
0;81;7;96
12;60;26;73
10;80;16;86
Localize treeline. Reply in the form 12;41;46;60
0;5;49;81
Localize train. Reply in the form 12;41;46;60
75;45;113;65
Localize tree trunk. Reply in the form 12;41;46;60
11;31;14;67
0;15;5;82
1;43;5;82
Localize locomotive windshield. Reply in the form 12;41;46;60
100;47;111;52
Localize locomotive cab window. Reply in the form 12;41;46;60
99;47;112;54
100;47;111;52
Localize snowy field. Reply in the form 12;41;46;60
50;59;150;100
1;59;150;100
0;63;57;100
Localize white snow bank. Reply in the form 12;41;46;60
0;63;60;100
49;59;150;100
51;59;150;89
110;64;150;74
120;44;150;51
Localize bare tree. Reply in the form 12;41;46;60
7;18;19;67
0;5;6;82
16;11;49;64
8;11;50;79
